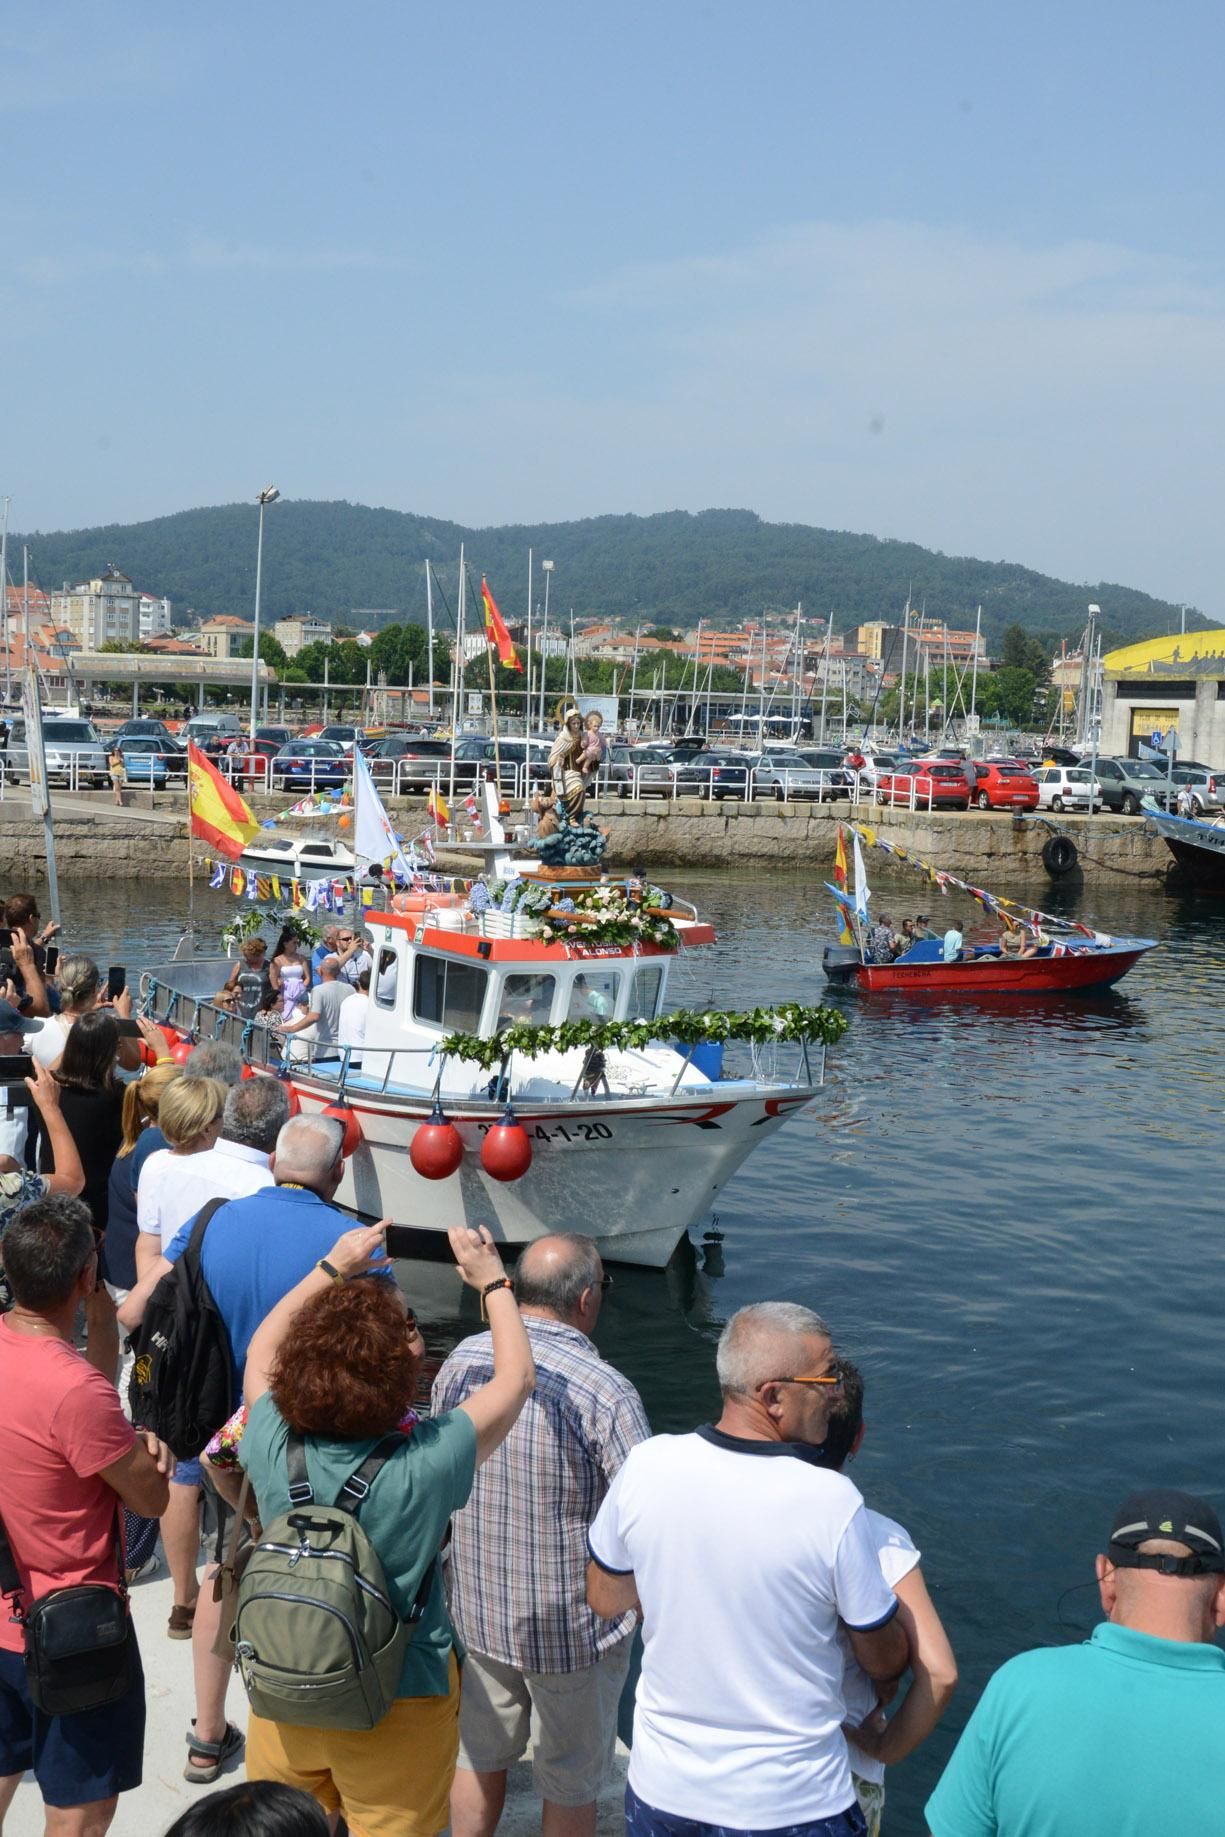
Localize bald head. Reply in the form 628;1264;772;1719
515;1233;604;1329
319;955;341;980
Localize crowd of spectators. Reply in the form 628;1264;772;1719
0;889;1222;1837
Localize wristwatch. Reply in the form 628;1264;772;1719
317;1258;345;1284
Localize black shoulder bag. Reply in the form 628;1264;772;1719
0;1504;135;1715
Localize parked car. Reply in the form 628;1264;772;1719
113;736;171;787
254;725;293;752
855;752;897;788
1039;745;1083;768
1166;764;1225;815
1035;766;1103;812
183;714;243;749
8;717;111;789
1094;756;1175;815
597;744;637;796
113;718;173;743
634;749;715;798
448;735;552;793
316;724;363;753
970;761;1039;811
753;752;847;801
270;739;350;791
875;760;973;810
688;750;757;800
368;735;451;792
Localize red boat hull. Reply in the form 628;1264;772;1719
851;945;1152;994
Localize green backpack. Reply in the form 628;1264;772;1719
232;1432;432;1731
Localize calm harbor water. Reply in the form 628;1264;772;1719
54;868;1225;1834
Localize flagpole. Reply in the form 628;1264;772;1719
525;547;533;740
425;562;435;720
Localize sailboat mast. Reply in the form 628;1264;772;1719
425;562;435;720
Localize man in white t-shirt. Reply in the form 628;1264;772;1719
587;1303;910;1837
822;1361;958;1837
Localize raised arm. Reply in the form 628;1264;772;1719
447;1224;535;1463
26;1063;84;1197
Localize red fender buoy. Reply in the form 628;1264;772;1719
140;1041;161;1067
479;1105;533;1183
275;1070;301;1118
323;1101;363;1158
170;1039;195;1065
240;1062;258;1081
410;1103;465;1180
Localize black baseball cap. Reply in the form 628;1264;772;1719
1107;1489;1225;1577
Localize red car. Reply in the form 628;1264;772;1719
875;760;972;810
970;761;1039;811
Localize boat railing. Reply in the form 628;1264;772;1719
138;975;826;1103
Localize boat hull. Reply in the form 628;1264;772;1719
1144;808;1225;891
843;945;1152;994
287;1081;814;1267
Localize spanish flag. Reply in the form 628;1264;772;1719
833;826;855;946
188;742;260;860
481;577;522;672
427;786;450;828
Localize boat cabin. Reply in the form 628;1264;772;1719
361;911;678;1047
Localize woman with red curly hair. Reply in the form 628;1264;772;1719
237;1221;535;1837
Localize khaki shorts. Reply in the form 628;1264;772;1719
246;1651;459;1837
457;1638;632;1806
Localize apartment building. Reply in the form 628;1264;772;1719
50;567;143;648
275;615;333;657
198;615;254;660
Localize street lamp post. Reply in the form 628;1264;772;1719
250;485;280;740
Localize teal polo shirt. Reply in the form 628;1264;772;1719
928;1621;1225;1835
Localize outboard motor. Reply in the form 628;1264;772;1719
821;944;861;984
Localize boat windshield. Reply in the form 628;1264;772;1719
412;955;487;1031
496;974;555;1027
567;971;620;1020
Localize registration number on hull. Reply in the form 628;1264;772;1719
474;1120;614;1144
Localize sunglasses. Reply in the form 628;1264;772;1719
762;1360;845;1390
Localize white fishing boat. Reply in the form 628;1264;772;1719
239;834;357;876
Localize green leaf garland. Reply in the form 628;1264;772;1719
439;1001;848;1072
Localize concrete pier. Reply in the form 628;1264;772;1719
0;790;1172;886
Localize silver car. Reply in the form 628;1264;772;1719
8;717;111;789
1167;765;1225;815
752;751;848;801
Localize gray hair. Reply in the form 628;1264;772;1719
319;955;340;979
222;1077;291;1154
715;1302;831;1399
182;1040;245;1088
515;1233;603;1318
273;1113;344;1190
2;1194;95;1310
57;954;100;1012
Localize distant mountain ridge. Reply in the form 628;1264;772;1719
12;499;1210;650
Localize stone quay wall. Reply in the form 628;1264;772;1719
0;790;1172;886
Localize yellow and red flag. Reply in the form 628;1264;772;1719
187;742;260;860
833;826;855;945
427;786;450;828
481;577;522;672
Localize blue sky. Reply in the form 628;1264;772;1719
3;1;1223;612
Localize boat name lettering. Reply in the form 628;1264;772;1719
475;1120;614;1144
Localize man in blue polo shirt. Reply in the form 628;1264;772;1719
928;1487;1225;1835
118;1112;389;1785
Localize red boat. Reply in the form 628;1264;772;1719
822;823;1156;995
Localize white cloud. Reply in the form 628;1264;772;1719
432;219;1225;610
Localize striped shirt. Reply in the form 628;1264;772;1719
431;1314;651;1672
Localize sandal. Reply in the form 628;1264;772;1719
168;1600;197;1640
183;1720;244;1784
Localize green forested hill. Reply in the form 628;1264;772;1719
15;500;1209;651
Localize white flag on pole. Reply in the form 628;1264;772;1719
353;745;415;882
851;829;871;921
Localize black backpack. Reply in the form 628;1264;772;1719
126;1197;235;1459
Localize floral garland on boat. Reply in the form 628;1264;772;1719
439;1001;848;1072
483;878;678;950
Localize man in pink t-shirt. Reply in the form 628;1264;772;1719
0;1193;172;1834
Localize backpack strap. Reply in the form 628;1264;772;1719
186;1195;230;1256
334;1434;402;1514
286;1433;314;1507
